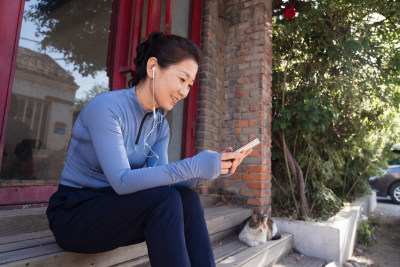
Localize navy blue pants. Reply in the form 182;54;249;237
46;185;215;267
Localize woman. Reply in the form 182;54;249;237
46;32;252;267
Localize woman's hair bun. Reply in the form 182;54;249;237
129;31;201;87
133;32;164;69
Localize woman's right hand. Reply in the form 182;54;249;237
194;150;242;178
220;152;243;174
205;150;242;175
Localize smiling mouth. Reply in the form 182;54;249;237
171;96;180;105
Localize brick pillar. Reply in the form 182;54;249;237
195;0;226;194
197;0;273;213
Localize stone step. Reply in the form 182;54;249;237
73;233;294;267
206;205;253;242
271;252;326;267
0;204;255;266
0;205;253;239
0;207;48;237
0;223;293;267
215;233;293;267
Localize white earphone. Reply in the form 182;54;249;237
142;64;168;168
152;66;156;118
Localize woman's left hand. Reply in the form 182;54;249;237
221;147;253;174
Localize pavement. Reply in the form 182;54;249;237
345;199;400;267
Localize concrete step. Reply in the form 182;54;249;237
206;205;253;242
0;207;48;237
271;252;326;267
215;233;293;267
0;205;253;239
0;204;255;266
74;232;294;267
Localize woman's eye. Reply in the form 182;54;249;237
180;78;185;83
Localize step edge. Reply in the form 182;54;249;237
216;233;294;266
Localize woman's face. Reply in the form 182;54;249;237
154;58;198;111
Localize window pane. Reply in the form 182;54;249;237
1;0;112;181
166;0;190;162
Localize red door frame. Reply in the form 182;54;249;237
0;0;25;171
182;0;202;158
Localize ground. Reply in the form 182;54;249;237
346;199;400;267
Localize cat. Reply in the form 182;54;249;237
238;213;281;247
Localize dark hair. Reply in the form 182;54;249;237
128;31;201;88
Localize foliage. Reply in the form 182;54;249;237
73;84;109;122
357;214;379;246
272;0;400;219
24;0;113;77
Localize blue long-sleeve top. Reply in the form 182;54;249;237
60;87;221;195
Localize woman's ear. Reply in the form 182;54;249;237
146;57;158;79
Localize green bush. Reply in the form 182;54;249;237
272;0;400;220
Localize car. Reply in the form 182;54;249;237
368;144;400;204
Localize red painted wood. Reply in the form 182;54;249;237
146;0;162;36
0;185;57;206
164;0;173;34
182;0;202;159
106;0;118;81
127;0;145;76
107;0;133;90
0;0;25;171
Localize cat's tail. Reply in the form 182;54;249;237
271;232;281;240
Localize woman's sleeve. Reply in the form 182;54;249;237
171;173;232;188
83;98;221;195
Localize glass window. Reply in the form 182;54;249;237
1;0;112;181
167;0;190;162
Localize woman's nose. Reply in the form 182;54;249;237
179;86;190;98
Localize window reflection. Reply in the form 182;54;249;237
1;0;112;181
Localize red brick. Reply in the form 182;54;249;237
236;91;246;98
250;150;263;157
248;182;270;189
223;180;233;187
240;48;248;55
235;121;248;127
236;165;247;172
247;198;267;206
248;165;268;173
233;181;246;187
242;173;267;181
250;104;260;111
249;120;257;126
240;189;267;197
231;173;241;180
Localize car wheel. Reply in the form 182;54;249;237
389;181;400;204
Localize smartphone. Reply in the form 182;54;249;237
234;138;260;153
